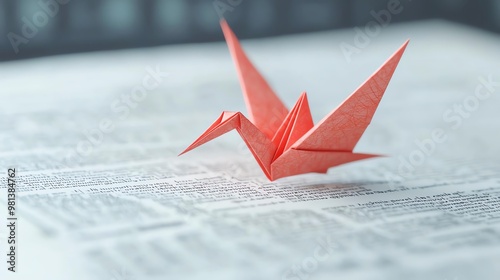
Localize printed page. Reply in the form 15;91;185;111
1;20;500;280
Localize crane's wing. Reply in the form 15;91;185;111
292;40;409;152
220;20;289;140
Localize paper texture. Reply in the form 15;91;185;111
1;20;500;280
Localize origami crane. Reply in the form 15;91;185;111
180;20;409;181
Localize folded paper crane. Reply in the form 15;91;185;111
180;20;409;181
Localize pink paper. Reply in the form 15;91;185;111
180;20;409;181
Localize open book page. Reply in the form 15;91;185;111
1;20;500;280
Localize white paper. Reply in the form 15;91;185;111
1;20;500;280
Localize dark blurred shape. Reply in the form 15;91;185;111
0;0;499;61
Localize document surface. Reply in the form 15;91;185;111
1;20;500;280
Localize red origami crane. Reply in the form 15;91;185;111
180;20;409;181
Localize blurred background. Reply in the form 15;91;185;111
1;0;500;61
